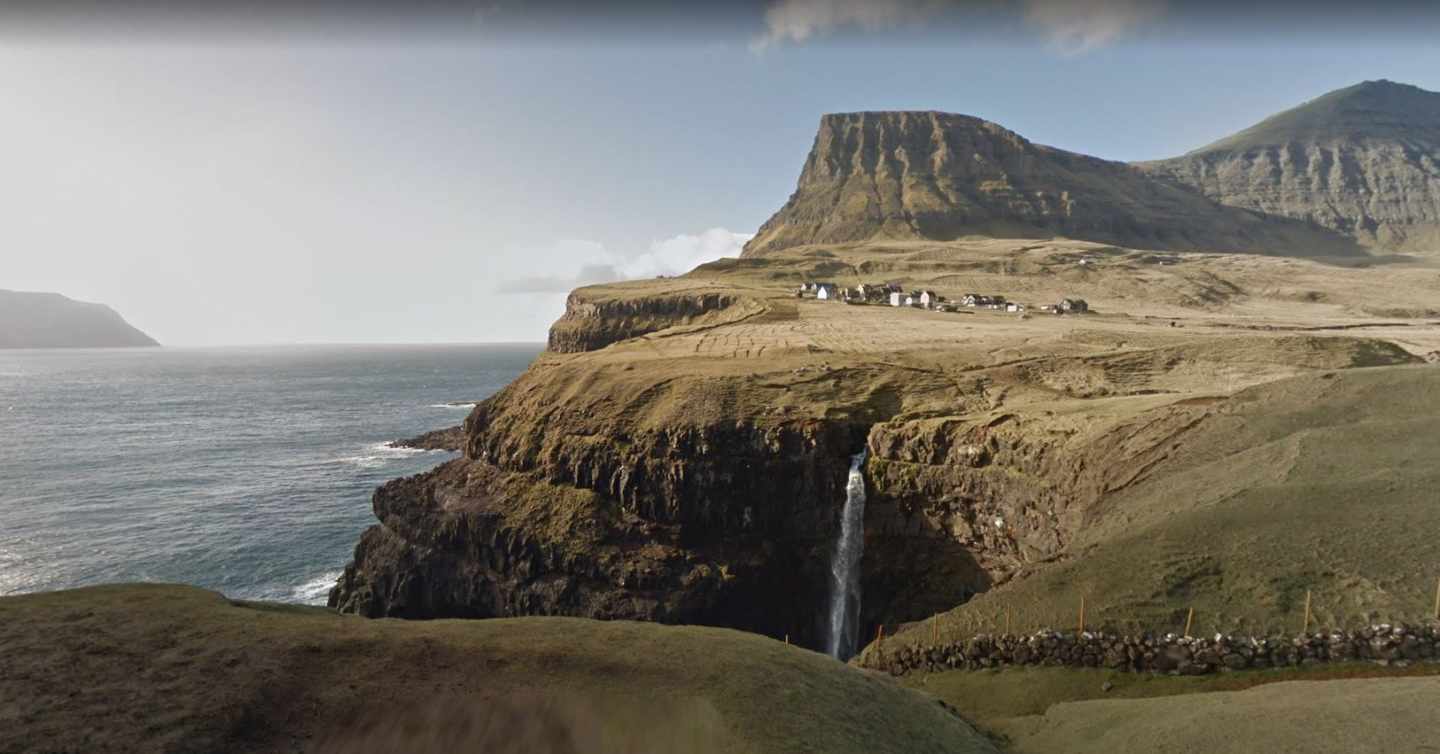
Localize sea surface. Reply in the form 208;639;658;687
0;344;538;604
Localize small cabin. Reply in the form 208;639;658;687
816;284;838;301
1005;302;1024;313
889;291;904;307
856;283;886;301
1060;298;1089;314
918;290;938;309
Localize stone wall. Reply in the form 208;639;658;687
862;624;1440;677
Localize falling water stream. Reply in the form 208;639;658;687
826;450;868;660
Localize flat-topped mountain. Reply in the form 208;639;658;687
0;290;158;349
742;111;1359;257
1141;80;1440;253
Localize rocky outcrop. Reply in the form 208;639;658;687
0;289;158;349
742;111;1360;258
863;624;1440;677
333;397;879;645
547;289;750;353
1141;80;1440;254
391;425;465;452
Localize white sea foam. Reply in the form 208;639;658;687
429;402;478;410
291;570;343;605
332;441;441;469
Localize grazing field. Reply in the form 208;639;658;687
993;675;1440;754
0;584;997;754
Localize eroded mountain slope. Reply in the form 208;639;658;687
741;112;1360;257
1141;80;1440;254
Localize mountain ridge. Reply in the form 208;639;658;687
741;110;1361;258
1139;79;1440;253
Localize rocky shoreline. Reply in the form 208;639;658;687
863;624;1440;677
390;425;465;452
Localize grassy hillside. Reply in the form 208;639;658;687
0;584;997;754
996;675;1440;754
864;363;1440;655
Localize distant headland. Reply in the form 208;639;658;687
0;289;158;349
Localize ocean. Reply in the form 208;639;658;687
0;344;538;604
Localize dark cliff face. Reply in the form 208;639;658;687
1139;81;1440;254
742;111;1360;258
332;367;885;646
547;290;745;353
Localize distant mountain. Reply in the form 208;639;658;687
0;290;158;348
1140;80;1440;254
742;111;1360;258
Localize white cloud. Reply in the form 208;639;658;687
500;228;753;293
618;228;754;278
1021;0;1167;55
755;0;947;49
753;0;1165;53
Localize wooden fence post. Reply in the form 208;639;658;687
1303;590;1312;634
1184;607;1194;638
1079;595;1087;634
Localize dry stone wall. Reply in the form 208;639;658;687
863;624;1440;676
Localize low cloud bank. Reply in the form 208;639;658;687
503;228;753;294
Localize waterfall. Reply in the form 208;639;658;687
826;450;867;660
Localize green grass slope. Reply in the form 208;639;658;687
996;675;1440;754
0;584;997;754
868;363;1440;651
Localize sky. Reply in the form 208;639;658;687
3;1;1439;345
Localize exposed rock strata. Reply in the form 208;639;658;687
547;290;750;353
1140;80;1440;254
743;111;1359;258
334;407;875;645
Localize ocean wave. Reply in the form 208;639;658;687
331;441;442;469
429;402;478;410
290;570;343;605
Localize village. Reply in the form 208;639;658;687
796;280;1089;316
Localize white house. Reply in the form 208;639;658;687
889;291;904;307
918;290;938;309
816;284;838;300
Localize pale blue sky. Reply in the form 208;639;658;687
3;2;1438;344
